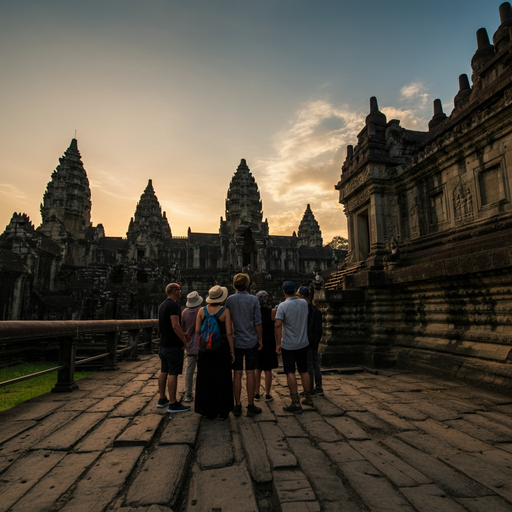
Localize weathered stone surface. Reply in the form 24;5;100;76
350;440;432;487
159;413;201;446
238;417;272;483
34;412;106;450
346;411;394;432
132;373;154;381
297;411;343;443
287;437;356;505
259;422;297;469
385;402;427;421
365;405;417;431
186;466;258;512
338;460;415;511
277;416;307;437
457;496;512;512
111;380;145;398
87;396;125;412
196;417;233;469
110;395;152;417
88;385;122;399
273;469;318;504
59;398;101;411
1;400;63;421
9;452;99;512
309;396;344;417
327;394;367;412
400;484;468;511
113;414;163;447
325;415;370;440
280;502;321;512
125;445;191;508
0;450;66;512
0;421;36;444
318;441;365;463
60;447;144;512
75;417;130;452
384;436;489;497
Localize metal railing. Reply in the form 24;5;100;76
0;320;159;392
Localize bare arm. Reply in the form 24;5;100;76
271;309;277;321
256;324;263;350
171;315;187;347
275;318;283;355
221;309;235;364
195;308;204;334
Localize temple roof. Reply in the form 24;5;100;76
298;204;323;247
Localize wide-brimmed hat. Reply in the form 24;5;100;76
233;273;250;290
186;291;203;308
206;285;229;304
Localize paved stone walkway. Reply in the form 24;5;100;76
2;355;512;511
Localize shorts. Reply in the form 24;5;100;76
159;345;184;375
232;343;259;371
282;346;308;375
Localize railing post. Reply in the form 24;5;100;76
127;329;139;361
143;327;153;354
51;336;79;393
102;330;119;371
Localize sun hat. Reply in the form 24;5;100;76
206;285;229;304
233;273;250;290
186;291;203;308
282;281;295;294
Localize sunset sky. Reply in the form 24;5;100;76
0;1;501;243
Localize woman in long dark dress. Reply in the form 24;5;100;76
194;285;235;419
254;290;278;402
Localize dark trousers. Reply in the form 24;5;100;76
307;347;322;391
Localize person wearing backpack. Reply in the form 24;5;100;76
194;285;235;420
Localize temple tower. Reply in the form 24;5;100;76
127;179;171;260
225;159;263;234
298;204;323;247
40;139;91;239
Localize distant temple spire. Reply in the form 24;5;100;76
297;204;323;247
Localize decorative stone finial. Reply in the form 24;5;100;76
500;2;512;23
240;158;247;166
477;27;491;48
494;3;512;51
365;96;387;127
428;99;447;130
370;97;379;113
347;145;354;158
472;28;495;75
454;74;472;107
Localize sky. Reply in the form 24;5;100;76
0;0;502;243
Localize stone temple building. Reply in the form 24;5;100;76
320;2;512;392
0;142;338;320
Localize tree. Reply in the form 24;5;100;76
326;236;349;251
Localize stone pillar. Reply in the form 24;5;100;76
366;187;388;269
52;336;79;392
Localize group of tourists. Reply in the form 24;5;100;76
156;272;322;418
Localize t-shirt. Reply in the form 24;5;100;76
158;298;182;348
275;296;309;350
226;291;262;349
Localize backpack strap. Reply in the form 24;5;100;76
213;306;226;319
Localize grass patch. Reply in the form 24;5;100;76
0;362;95;412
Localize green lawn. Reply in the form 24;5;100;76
0;362;95;412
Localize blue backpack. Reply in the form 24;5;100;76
198;306;226;352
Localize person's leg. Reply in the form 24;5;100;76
233;370;243;405
264;370;272;395
286;372;298;394
299;371;311;393
185;354;197;399
312;349;322;393
158;371;168;400
254;369;262;397
306;347;314;390
168;374;178;404
246;369;255;405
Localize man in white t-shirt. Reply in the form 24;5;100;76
275;281;313;413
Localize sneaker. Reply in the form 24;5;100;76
315;389;324;396
167;402;191;413
233;404;242;417
302;396;315;407
247;404;262;417
254;394;261;401
283;403;303;414
157;397;170;408
265;394;274;402
184;395;194;403
299;390;317;397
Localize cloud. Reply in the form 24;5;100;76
381;106;427;131
0;183;26;200
400;81;429;108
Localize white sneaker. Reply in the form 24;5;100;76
184;395;194;403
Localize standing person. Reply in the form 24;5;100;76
275;281;313;413
195;285;235;420
226;273;263;418
297;286;323;397
181;291;203;403
254;290;278;402
157;283;191;413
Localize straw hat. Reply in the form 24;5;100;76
186;291;203;308
206;285;229;304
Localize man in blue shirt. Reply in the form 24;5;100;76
226;273;263;417
275;281;313;413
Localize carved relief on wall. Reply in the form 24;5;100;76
453;184;474;222
410;196;421;239
346;186;371;213
340;167;370;200
369;164;390;179
370;214;377;244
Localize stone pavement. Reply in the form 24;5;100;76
2;355;512;511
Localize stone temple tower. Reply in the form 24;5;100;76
224;159;263;234
40;139;91;240
298;204;323;247
127;179;171;260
